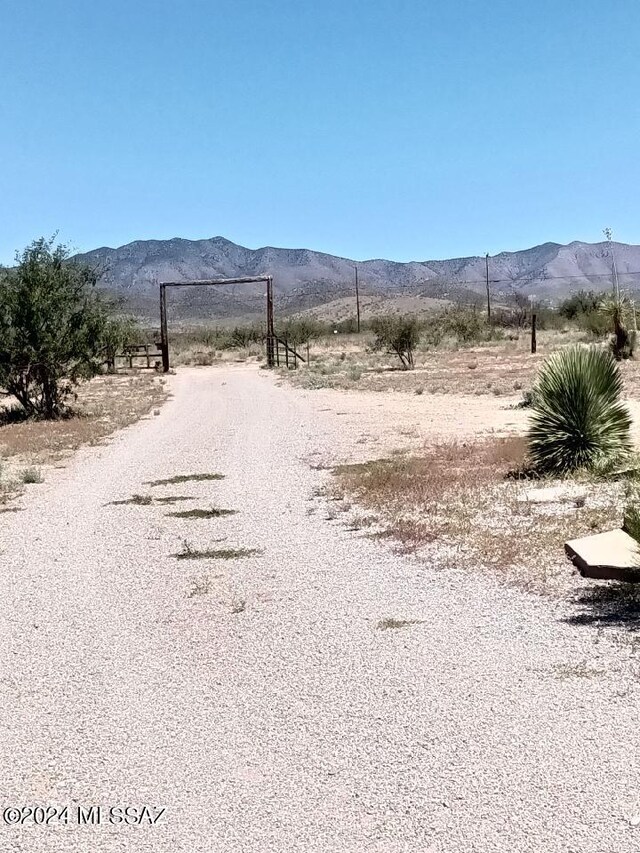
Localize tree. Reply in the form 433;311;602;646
527;345;631;474
370;315;421;369
0;237;113;418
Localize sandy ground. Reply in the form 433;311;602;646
297;382;640;465
298;386;530;465
1;364;640;852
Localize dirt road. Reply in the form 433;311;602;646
1;365;639;852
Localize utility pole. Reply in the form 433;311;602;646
485;253;491;322
355;265;361;333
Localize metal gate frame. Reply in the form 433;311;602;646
158;275;275;372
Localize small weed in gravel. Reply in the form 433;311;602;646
21;467;43;484
188;575;212;597
377;617;425;630
110;494;153;506
231;598;246;614
173;540;259;560
553;662;605;680
146;473;225;486
167;507;237;519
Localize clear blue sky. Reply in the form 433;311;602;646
2;0;639;264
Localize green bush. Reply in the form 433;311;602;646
0;237;116;419
370;315;421;369
438;306;505;344
557;290;614;339
558;290;603;321
102;314;142;370
528;345;632;475
275;318;322;347
230;324;264;348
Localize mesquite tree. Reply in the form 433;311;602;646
370;315;421;369
0;237;113;419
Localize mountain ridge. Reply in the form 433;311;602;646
74;236;640;319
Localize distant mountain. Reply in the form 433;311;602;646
75;236;640;320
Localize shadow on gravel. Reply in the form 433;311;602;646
564;584;640;630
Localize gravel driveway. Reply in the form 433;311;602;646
0;364;639;852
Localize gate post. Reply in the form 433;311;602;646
159;284;170;372
266;276;275;367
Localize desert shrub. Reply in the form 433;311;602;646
532;306;564;331
170;325;268;354
370;315;421;369
0;237;115;419
581;310;611;339
276;318;322;346
102;314;142;370
230;324;264;348
443;306;485;342
557;290;612;339
502;293;530;328
421;319;444;348
334;317;359;334
558;291;603;321
436;306;504;344
528;345;632;475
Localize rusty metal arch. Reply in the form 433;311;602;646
158;276;275;372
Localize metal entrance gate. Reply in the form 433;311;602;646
158;275;275;372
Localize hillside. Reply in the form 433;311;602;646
75;236;640;320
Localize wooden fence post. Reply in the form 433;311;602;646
160;284;170;372
531;313;537;354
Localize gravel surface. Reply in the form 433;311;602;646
1;364;639;852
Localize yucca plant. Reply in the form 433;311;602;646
599;295;636;360
528;345;632;475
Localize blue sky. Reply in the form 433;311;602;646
2;0;639;264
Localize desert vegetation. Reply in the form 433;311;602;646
328;340;640;596
528;346;632;475
0;237;140;418
0;237;166;505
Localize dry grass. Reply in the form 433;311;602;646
287;332;548;394
0;374;167;463
167;507;237;519
145;472;224;487
173;540;260;560
334;435;624;596
288;329;640;398
109;494;154;506
0;374;168;505
376;617;426;630
187;575;212;597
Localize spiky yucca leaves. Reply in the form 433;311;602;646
528;345;632;475
599;295;636;359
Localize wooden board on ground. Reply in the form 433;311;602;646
565;529;640;583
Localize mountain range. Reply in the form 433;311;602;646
75;236;640;321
